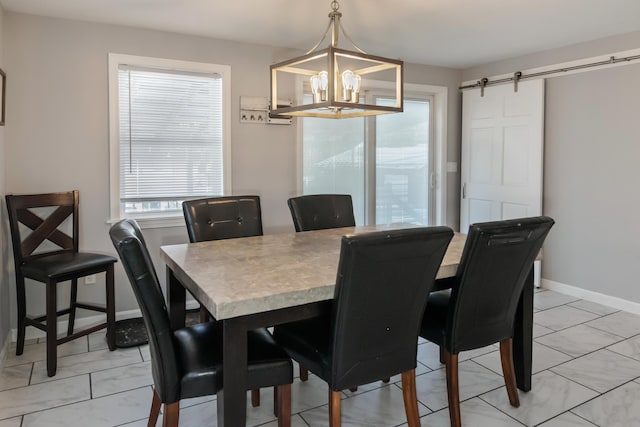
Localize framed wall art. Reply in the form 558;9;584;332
0;68;5;126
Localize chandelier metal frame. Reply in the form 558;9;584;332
270;0;404;119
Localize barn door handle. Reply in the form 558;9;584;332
462;183;467;199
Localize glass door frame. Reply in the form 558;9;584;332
365;90;436;225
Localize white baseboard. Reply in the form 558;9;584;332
0;333;11;371
10;300;201;343
542;279;640;315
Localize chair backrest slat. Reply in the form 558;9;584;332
287;194;355;232
182;195;263;243
330;226;453;390
19;206;74;257
448;216;555;353
6;191;79;265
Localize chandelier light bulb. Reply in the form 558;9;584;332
351;74;361;103
341;70;361;103
318;70;329;101
310;75;321;102
319;71;329;90
342;70;354;101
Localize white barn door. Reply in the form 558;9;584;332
461;79;545;232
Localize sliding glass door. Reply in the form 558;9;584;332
374;98;432;225
302;93;434;226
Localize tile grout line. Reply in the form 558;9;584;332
568;408;603;427
475;394;529;426
549;378;640;425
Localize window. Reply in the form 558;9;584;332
301;83;447;226
108;54;231;227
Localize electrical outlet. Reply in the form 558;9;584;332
85;274;97;285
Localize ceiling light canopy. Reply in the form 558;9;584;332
270;0;404;119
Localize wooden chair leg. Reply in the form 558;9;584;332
15;274;27;356
349;387;358;392
273;385;279;417
106;265;116;351
276;384;291;427
148;389;161;427
329;388;341;427
444;349;461;427
199;306;209;323
381;377;390;383
500;339;520;407
67;278;78;336
401;369;421;427
162;401;180;427
300;366;309;381
251;389;261;407
46;280;58;377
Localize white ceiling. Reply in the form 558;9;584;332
2;0;640;69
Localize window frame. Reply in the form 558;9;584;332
108;53;232;229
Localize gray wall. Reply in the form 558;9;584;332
0;5;8;352
463;31;640;304
2;12;462;328
462;31;640;82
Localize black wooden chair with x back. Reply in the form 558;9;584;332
6;190;117;377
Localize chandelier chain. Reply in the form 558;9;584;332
305;0;368;55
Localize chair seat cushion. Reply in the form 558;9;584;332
174;322;221;399
21;252;117;282
273;315;333;383
419;290;452;347
246;328;294;389
174;323;292;399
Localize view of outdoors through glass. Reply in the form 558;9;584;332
303;96;430;225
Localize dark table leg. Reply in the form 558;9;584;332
214;304;325;426
513;267;534;391
166;267;186;331
218;317;248;427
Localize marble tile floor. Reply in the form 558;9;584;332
2;289;640;426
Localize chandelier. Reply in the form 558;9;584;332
270;0;404;119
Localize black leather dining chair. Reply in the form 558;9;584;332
182;195;268;407
109;219;293;427
182;195;263;323
183;195;263;243
6;190;116;377
286;193;356;384
419;216;554;427
274;226;454;427
287;194;355;232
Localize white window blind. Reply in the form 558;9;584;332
118;66;224;216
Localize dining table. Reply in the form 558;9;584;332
160;224;535;427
